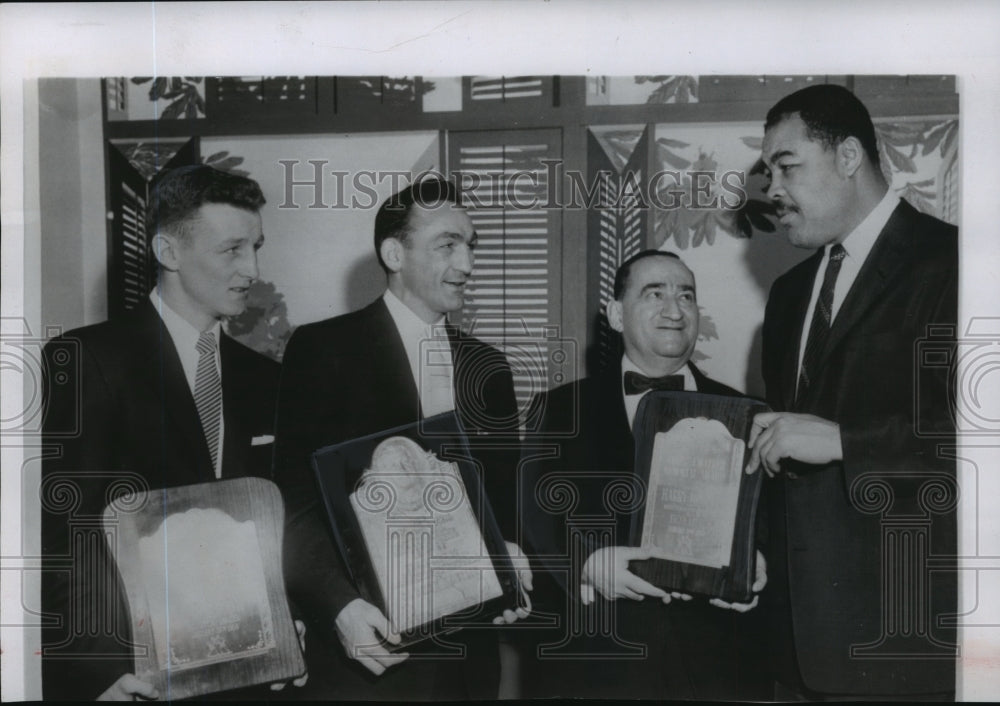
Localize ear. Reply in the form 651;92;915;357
380;237;404;274
150;233;181;272
606;299;624;333
836;137;865;178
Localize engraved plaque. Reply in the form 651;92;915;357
629;392;769;602
641;419;744;569
350;436;503;634
105;477;305;700
313;412;522;649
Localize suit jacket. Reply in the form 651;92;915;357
760;199;958;695
271;296;519;699
40;300;280;701
520;360;753;700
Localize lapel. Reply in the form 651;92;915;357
783;252;822;411
368;297;422;423
134;301;215;481
819;200;914;371
597;362;635;471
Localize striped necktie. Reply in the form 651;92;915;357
194;331;222;475
798;244;847;401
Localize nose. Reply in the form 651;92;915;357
765;171;783;202
240;248;260;281
660;295;682;320
453;242;473;275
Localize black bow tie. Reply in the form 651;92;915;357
623;371;685;395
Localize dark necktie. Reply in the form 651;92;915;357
797;244;847;401
623;371;685;395
194;331;222;476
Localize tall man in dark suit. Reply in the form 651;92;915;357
746;84;958;699
273;178;527;699
40;165;284;700
521;250;766;699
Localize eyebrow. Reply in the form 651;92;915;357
639;282;695;294
764;148;796;165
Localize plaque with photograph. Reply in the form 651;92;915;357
628;391;769;603
103;477;306;700
312;412;522;649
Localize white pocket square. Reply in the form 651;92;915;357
251;434;275;446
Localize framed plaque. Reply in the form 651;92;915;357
103;477;306;700
312;412;523;650
628;391;769;603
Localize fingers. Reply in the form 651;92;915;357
293;673;309;688
623;574;669;600
520;567;534;592
294;619;306;653
99;674;158;701
670;591;693;601
580;582;595;605
753;551;768;592
709;595;760;613
355;646;410;676
748;412;778;448
365;604;401;646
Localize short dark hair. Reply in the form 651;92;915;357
764;84;881;168
147;164;266;240
373;177;461;273
612;249;683;300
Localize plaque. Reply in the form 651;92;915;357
312;412;522;649
629;392;769;603
103;477;306;700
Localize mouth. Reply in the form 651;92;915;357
444;281;467;292
229;285;251;296
775;205;799;225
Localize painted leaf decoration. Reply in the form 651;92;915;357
740;136;763;151
657;137;689;149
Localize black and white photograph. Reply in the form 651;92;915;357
2;1;999;701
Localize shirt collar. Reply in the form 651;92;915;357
383;289;447;340
833;189;899;261
620;353;695;395
149;289;222;353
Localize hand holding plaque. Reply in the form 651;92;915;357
629;392;770;603
312;413;523;651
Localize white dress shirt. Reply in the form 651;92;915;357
621;354;696;430
796;191;899;387
383;289;456;417
149;290;225;477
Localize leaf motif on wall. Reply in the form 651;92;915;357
202;151;250;177
636;75;698;104
130;76;206;120
226;280;294;361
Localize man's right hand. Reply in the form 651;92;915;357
97;674;158;701
580;547;680;604
334;598;409;676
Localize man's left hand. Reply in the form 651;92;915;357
709;551;767;613
745;412;842;477
493;541;533;624
270;619;309;690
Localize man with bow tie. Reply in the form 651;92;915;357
520;249;764;699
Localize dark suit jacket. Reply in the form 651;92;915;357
272;296;519;699
40;301;280;701
760;199;958;695
520;360;754;699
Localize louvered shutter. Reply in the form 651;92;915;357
107;138;199;319
464;76;555;112
586;127;649;373
447;129;564;430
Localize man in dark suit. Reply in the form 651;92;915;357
41;165;285;700
272;178;526;699
746;84;958;699
521;250;766;699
